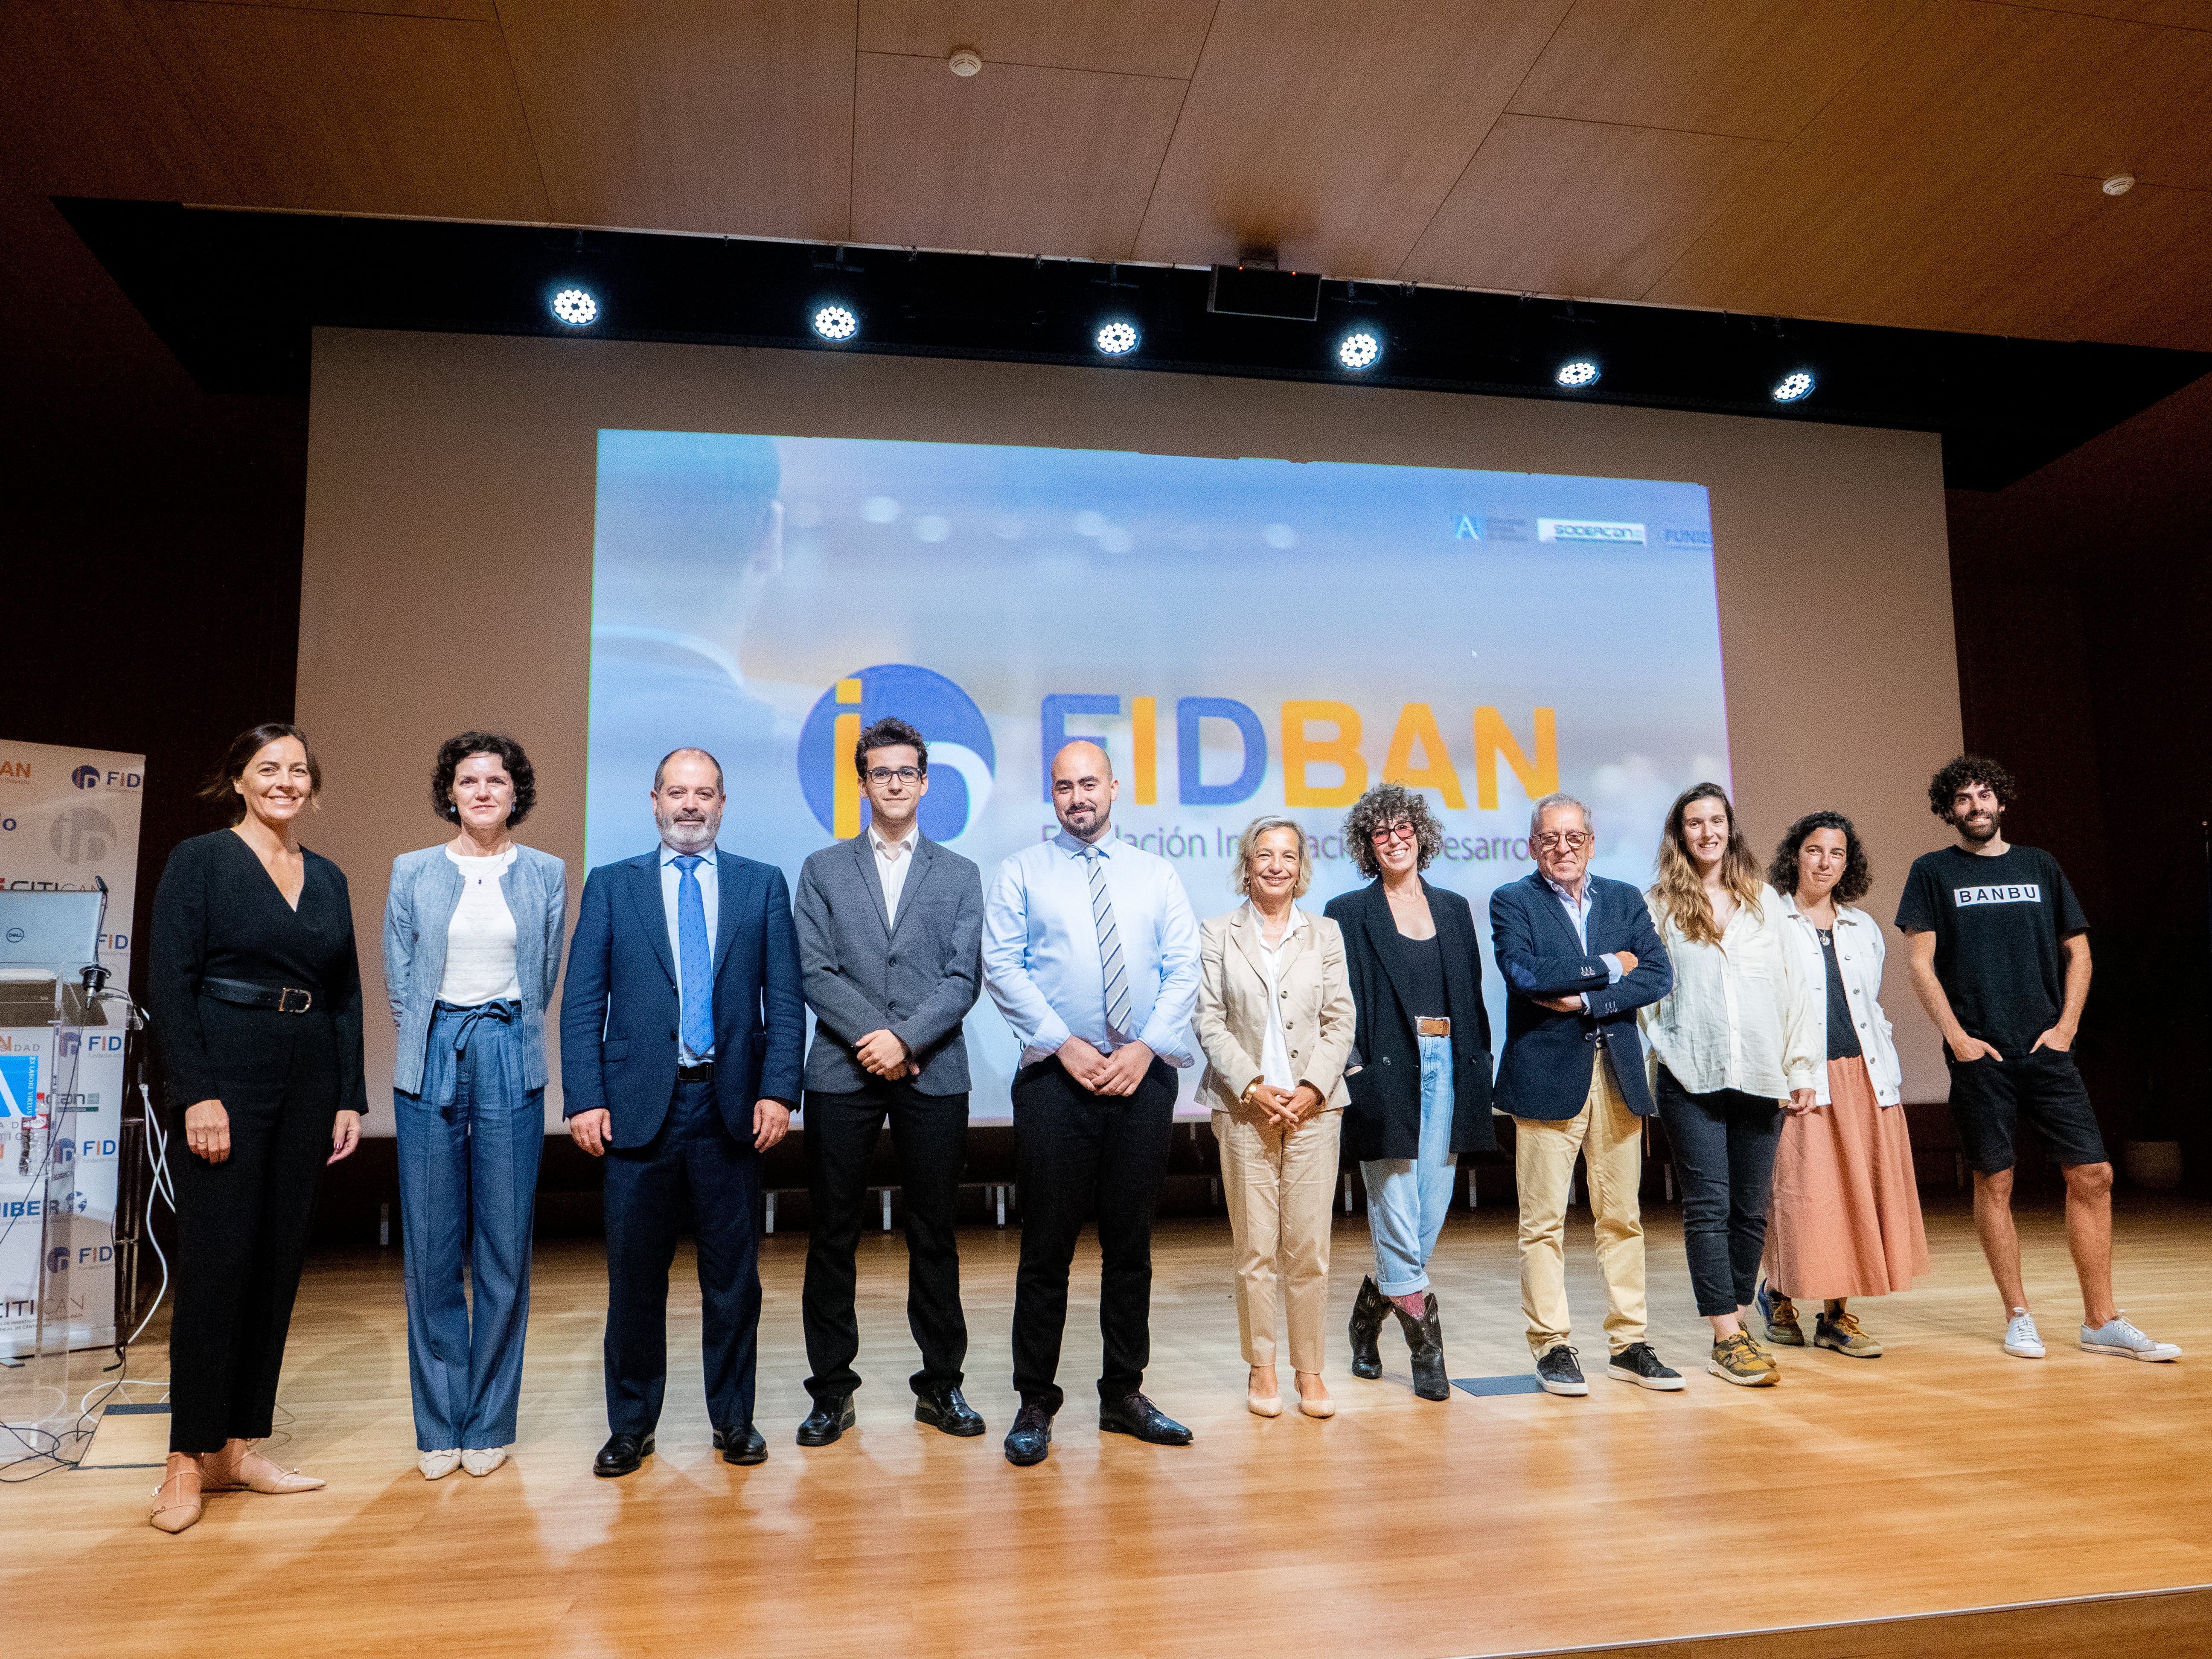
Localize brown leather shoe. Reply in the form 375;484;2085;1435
150;1466;204;1534
204;1444;326;1494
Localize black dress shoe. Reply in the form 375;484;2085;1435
1348;1275;1389;1380
1099;1391;1193;1446
593;1432;653;1477
712;1424;767;1465
1003;1402;1053;1467
797;1395;856;1447
1393;1291;1451;1402
914;1386;986;1437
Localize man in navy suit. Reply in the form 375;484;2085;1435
1491;792;1679;1398
561;746;804;1476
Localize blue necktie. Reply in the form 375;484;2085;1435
674;853;714;1058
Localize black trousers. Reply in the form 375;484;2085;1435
1010;1054;1176;1412
1656;1063;1783;1317
168;1007;336;1454
602;1073;762;1436
801;1081;970;1403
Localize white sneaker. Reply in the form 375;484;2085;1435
419;1448;463;1481
2080;1314;2183;1362
2003;1309;2045;1359
460;1446;509;1477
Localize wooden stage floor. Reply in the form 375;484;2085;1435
8;1193;2210;1658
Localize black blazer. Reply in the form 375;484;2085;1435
1322;878;1496;1161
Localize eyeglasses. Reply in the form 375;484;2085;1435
864;766;923;784
1533;831;1591;853
1370;821;1417;844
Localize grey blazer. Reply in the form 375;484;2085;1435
794;832;983;1097
385;843;568;1095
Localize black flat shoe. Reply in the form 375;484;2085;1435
1348;1276;1388;1380
712;1424;767;1465
796;1395;856;1447
593;1432;652;1478
915;1386;985;1437
1003;1402;1053;1467
1098;1391;1193;1446
1393;1291;1450;1402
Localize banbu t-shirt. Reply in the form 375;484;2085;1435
1895;845;2087;1057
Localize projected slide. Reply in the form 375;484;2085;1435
587;430;1729;1115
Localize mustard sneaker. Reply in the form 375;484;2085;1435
1814;1309;1883;1358
1708;1332;1778;1387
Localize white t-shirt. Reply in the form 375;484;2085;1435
439;845;521;1005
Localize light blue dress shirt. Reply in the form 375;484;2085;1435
983;830;1202;1069
1543;873;1623;1012
660;842;720;1064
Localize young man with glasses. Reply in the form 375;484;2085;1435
1490;793;1679;1396
792;717;989;1444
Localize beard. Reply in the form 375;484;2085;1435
1956;809;2001;845
658;812;719;852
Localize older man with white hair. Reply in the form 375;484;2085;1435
1490;792;1677;1397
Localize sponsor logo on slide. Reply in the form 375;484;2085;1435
797;664;996;842
0;1054;40;1117
1662;527;1713;547
1954;884;2042;907
1450;515;1530;541
1539;519;1646;546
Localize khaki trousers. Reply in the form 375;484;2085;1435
1214;1107;1342;1372
1514;1051;1647;1358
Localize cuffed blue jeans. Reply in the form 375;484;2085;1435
394;1001;542;1452
1360;1033;1458;1297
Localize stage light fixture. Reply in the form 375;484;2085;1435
1095;320;1140;356
1556;358;1600;388
1336;330;1381;371
550;287;598;327
811;304;859;342
1771;369;1815;403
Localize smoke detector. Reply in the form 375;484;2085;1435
2102;175;2134;196
949;47;982;76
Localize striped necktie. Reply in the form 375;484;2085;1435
1084;847;1133;1037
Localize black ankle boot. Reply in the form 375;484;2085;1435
1394;1292;1449;1401
1348;1276;1389;1380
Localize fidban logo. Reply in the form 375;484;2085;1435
1954;884;2042;907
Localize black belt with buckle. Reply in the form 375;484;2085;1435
201;976;317;1014
676;1061;714;1083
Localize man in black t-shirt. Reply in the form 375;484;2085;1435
1898;756;2179;1365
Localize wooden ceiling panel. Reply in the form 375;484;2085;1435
850;52;1185;258
1506;0;1921;143
1132;0;1574;276
1401;114;1781;299
1994;0;2212;26
1997;179;2212;349
116;0;548;219
497;1;856;240
858;0;1218;80
163;0;498;17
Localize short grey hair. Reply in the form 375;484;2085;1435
1529;792;1592;840
1231;815;1312;899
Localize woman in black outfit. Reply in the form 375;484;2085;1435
146;724;366;1534
1322;783;1496;1401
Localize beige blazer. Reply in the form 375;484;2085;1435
1194;903;1357;1119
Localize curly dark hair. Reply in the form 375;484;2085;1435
198;722;320;824
1769;810;1873;905
855;715;928;777
1343;782;1444;879
1927;754;2016;822
432;732;536;827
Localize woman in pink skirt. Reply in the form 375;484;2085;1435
1759;812;1930;1356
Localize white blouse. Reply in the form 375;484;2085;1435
1638;881;1818;1100
439;845;521;1005
1245;902;1308;1092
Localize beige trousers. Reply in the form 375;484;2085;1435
1214;1107;1342;1371
1514;1052;1648;1358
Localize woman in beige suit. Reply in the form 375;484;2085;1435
1196;816;1357;1420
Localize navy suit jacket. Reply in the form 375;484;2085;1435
559;847;805;1149
1490;870;1671;1120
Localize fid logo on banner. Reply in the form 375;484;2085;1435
72;765;100;789
0;1054;39;1118
797;665;997;842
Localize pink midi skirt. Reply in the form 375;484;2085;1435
1763;1055;1930;1300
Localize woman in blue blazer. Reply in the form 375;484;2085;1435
384;733;567;1481
1322;783;1495;1402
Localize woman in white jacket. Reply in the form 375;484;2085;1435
1641;785;1817;1387
1757;811;1928;1358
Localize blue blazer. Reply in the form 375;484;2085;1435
1489;870;1671;1121
558;847;805;1149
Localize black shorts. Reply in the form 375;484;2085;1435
1946;1049;2107;1174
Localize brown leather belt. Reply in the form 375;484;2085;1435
1416;1017;1451;1037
